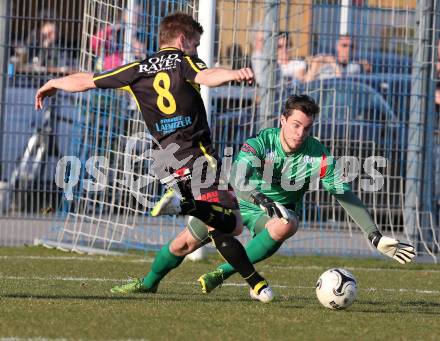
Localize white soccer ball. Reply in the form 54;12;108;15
315;268;357;310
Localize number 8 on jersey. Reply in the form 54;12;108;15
153;72;176;115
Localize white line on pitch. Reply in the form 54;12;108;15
0;255;154;263
0;275;120;282
0;338;149;341
0;338;71;341
260;264;440;273
0;275;438;295
200;282;440;295
1;255;439;274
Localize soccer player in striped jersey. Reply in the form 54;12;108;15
35;12;273;302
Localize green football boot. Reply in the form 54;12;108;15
110;278;158;294
198;269;224;294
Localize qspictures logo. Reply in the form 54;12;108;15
54;136;387;209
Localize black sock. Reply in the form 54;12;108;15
209;230;267;292
181;200;236;233
181;200;268;292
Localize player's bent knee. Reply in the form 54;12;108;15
170;238;200;256
169;229;200;256
283;220;298;238
268;218;298;241
286;220;298;236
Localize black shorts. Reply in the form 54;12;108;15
160;166;239;210
152;142;238;209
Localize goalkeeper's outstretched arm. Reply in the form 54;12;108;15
35;72;96;110
333;191;415;264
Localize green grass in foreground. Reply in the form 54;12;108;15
0;246;439;341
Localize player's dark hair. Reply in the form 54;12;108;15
282;94;320;118
159;12;204;46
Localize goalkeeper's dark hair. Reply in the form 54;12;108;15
159;12;204;46
282;94;320;118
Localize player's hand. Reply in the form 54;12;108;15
234;67;254;85
35;80;57;110
251;192;290;224
368;231;415;264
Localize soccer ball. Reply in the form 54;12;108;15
315;268;357;310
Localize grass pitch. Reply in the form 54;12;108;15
1;246;439;341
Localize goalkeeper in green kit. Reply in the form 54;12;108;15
196;94;415;297
109;93;414;301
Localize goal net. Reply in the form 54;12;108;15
42;0;196;254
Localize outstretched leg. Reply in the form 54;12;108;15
150;187;275;302
110;227;202;294
183;203;271;299
199;213;298;293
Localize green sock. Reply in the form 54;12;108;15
142;242;184;289
217;228;282;280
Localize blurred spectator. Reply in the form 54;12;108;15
304;35;371;82
436;82;440;114
224;43;248;69
435;40;440;114
250;26;306;85
91;8;144;71
12;12;72;74
437;39;440;77
276;32;306;82
250;25;265;84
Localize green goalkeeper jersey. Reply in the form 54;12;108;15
232;127;351;214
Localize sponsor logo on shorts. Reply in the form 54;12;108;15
197;190;220;203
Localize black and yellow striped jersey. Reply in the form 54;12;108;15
93;47;216;167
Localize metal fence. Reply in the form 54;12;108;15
0;0;83;244
0;0;439;262
209;0;439;261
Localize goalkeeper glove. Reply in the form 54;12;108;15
368;231;415;264
251;192;291;224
